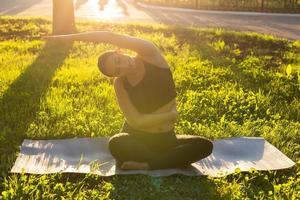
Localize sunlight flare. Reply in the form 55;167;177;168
75;0;127;20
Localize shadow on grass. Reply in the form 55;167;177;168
164;27;289;92
53;173;220;199
108;174;219;199
0;41;72;180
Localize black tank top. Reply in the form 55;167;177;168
123;60;177;114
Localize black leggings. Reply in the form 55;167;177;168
108;123;213;170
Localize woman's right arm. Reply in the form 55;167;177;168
45;31;158;57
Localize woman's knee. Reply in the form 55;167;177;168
176;135;213;155
186;137;213;158
108;133;129;154
198;138;213;157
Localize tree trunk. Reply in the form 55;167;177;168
284;0;287;8
52;0;76;35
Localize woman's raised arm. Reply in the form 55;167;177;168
45;31;158;56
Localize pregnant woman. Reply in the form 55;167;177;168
46;31;213;170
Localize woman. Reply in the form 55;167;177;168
46;31;213;170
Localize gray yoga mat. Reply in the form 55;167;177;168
11;137;295;177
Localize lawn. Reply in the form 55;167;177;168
0;16;299;199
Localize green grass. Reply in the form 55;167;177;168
0;16;299;199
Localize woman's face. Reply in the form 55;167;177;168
104;52;135;77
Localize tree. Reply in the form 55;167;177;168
261;0;264;11
52;0;76;34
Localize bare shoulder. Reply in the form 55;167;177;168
138;51;170;69
113;77;123;88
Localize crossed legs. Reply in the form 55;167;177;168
108;132;213;170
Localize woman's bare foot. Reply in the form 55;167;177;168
120;161;149;170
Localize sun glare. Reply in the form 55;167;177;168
76;0;126;20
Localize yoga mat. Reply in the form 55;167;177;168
11;137;295;177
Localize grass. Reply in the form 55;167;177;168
0;16;299;199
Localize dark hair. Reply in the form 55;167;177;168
97;50;116;77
